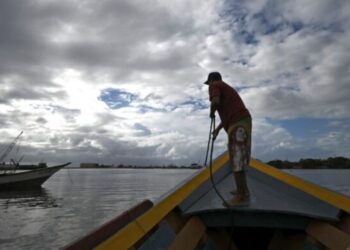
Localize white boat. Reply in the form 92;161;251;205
0;162;70;189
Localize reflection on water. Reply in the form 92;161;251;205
0;188;60;209
0;168;196;250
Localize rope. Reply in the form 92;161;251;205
204;117;214;167
206;117;230;207
206;117;236;249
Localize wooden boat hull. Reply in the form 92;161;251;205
63;154;350;250
0;162;70;189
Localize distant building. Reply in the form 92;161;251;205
190;163;202;169
80;163;99;168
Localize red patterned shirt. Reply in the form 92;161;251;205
209;80;251;132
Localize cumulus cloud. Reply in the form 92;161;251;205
0;0;349;165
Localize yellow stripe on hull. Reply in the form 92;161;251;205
250;158;350;213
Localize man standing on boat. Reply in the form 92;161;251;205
204;72;252;206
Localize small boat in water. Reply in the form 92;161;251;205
0;162;71;189
0;131;71;189
0;162;49;170
63;152;350;250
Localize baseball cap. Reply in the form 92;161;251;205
203;72;222;85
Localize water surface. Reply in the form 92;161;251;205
0;168;197;249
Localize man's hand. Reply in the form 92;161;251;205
212;128;219;140
210;111;215;119
212;123;223;140
210;96;220;119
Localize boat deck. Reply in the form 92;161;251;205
285;169;350;197
180;164;340;229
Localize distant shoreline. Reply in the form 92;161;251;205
75;163;203;169
65;166;204;169
267;156;350;169
66;166;202;170
68;156;350;170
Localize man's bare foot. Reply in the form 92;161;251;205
230;190;237;195
223;195;250;207
230;190;250;198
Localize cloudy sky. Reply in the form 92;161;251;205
0;0;349;166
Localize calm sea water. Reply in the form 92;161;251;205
0;168;197;249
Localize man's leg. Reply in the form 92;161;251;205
231;171;250;198
233;171;242;195
236;171;250;197
225;118;252;207
226;171;249;206
242;118;252;198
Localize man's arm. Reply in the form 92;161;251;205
210;96;220;118
212;122;223;140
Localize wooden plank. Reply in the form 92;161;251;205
305;235;326;250
164;209;187;234
95;153;229;250
133;225;159;249
62;199;153;250
206;229;238;250
306;236;326;250
136;222;176;250
284;234;306;250
338;214;350;235
168;216;206;250
250;159;350;213
268;230;284;250
268;230;306;250
198;233;209;250
306;221;350;250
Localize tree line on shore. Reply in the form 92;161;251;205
79;163;203;169
267;156;350;169
79;157;350;169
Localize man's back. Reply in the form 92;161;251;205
209;80;250;131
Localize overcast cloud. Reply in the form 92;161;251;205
0;0;349;166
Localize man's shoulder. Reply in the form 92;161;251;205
220;81;236;92
210;81;236;93
222;80;233;86
218;80;233;88
211;80;225;88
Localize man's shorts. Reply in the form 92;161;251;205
228;117;252;172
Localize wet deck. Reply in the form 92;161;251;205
179;163;342;229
